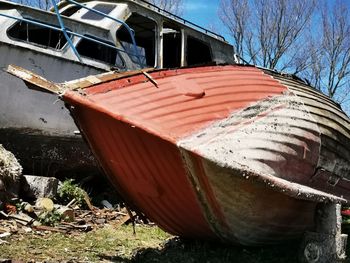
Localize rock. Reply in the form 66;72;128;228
101;200;113;209
22;175;59;199
95;218;106;224
56;206;74;222
35;198;54;212
0;145;22;201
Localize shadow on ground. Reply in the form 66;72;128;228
98;237;301;263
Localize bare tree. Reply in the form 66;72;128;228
219;0;350;108
219;0;315;70
146;0;184;16
297;0;350;104
320;1;349;100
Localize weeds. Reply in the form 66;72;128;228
38;209;62;226
57;179;86;207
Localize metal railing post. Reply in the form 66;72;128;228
66;0;144;67
50;0;82;62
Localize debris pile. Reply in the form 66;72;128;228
0;145;137;247
0;186;135;244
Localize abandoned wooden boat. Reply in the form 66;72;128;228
9;64;350;246
0;0;233;176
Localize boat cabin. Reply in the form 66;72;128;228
0;0;234;71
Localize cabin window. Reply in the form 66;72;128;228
76;36;125;67
186;36;212;66
116;13;156;67
60;6;81;17
81;4;115;20
162;22;181;68
7;21;69;50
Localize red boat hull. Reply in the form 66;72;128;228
63;65;350;244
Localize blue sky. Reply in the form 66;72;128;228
183;0;219;26
182;0;228;40
181;0;350;46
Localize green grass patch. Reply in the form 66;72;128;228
0;225;169;262
3;224;350;262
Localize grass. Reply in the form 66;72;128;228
4;223;350;262
0;225;169;262
0;224;306;263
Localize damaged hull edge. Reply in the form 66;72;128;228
56;65;350;244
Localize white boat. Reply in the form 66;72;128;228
0;0;234;176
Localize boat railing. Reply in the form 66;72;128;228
0;0;144;67
131;0;226;42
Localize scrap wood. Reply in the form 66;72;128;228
65;67;155;90
8;213;34;226
0;227;10;233
115;211;128;216
110;209;137;229
6;65;61;94
111;213;131;229
66;198;76;208
142;71;158;88
83;191;94;211
79;211;92;218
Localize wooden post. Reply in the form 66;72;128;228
299;203;347;262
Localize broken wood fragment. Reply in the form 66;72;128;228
111;214;131;229
56;206;74;222
142;71;158;88
66;198;76;208
6;65;61;94
8;213;34;226
6;65;156;93
0;227;10;234
83;192;94;211
66;67;155;90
